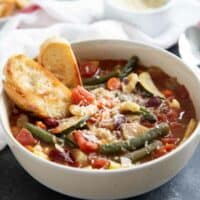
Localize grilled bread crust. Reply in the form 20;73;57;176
3;54;72;118
38;38;82;88
0;2;15;17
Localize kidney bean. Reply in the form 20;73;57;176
44;118;59;128
146;96;162;108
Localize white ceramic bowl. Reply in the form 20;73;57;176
104;0;174;36
1;40;200;200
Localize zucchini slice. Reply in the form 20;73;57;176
139;72;164;98
51;116;89;135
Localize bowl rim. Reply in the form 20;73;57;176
106;0;174;15
1;39;200;174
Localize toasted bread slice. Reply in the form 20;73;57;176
3;55;72;118
0;4;6;17
38;37;82;88
0;2;15;17
15;0;28;9
0;0;15;3
5;2;15;16
0;0;15;2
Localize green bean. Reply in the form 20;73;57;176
83;56;139;85
83;71;121;85
125;140;162;163
64;136;78;148
99;123;169;155
25;123;77;148
84;84;105;90
25;123;55;144
120;56;139;78
140;107;157;123
142;113;157;123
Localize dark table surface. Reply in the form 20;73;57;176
1;44;200;200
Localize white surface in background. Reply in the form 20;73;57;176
1;0;200;49
0;0;200;48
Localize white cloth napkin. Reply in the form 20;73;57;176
1;0;200;49
0;0;200;150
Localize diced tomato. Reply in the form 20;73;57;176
79;61;99;78
16;128;37;146
153;143;176;158
153;146;167;158
74;131;98;154
91;158;110;169
107;77;121;91
162;89;174;98
71;86;95;105
167;109;179;122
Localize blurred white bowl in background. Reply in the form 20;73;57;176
104;0;174;37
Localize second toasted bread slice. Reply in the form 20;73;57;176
38;38;82;88
3;54;71;118
0;2;15;17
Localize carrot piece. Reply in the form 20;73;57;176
107;77;121;90
36;121;47;130
162;89;174;98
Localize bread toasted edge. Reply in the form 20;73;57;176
38;37;82;88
